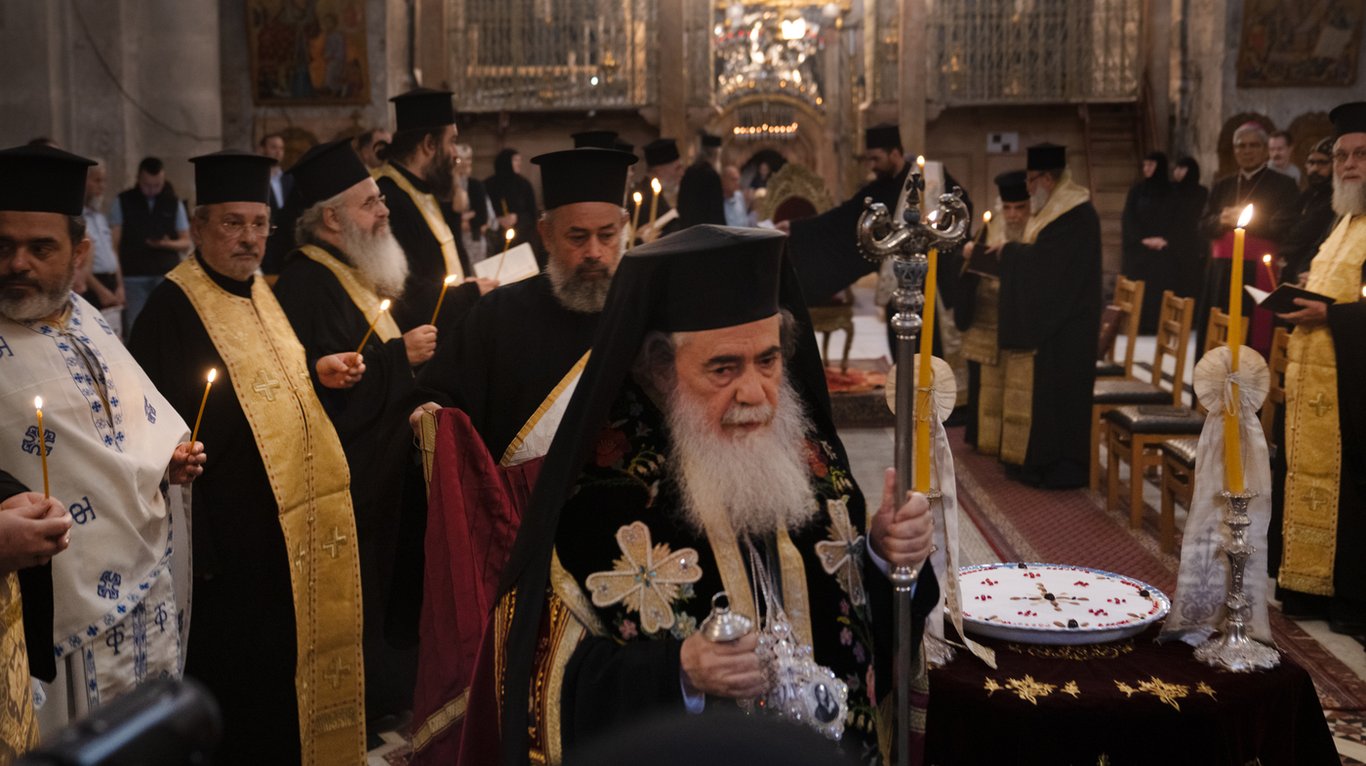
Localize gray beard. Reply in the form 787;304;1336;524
1005;222;1026;242
1030;187;1051;215
665;374;820;539
545;257;612;314
341;219;409;298
0;268;74;323
1332;176;1366;217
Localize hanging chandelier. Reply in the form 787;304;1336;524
714;2;840;110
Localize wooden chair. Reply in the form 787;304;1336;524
1157;325;1287;554
1096;276;1145;379
1107;308;1243;551
810;289;856;373
1090;291;1194;491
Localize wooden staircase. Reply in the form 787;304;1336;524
1082;102;1145;298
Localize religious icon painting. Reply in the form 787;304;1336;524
246;0;371;105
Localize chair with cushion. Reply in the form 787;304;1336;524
1107;308;1243;548
1090;291;1195;491
1096;276;1145;379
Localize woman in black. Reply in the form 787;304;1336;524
1121;151;1176;332
1168;156;1209;306
483;148;544;263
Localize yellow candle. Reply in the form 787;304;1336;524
914;247;938;493
356;298;391;355
1224;204;1253;494
494;228;516;282
431;274;457;324
648;177;662;227
33;397;49;498
630;191;644;245
190;368;217;445
978;210;991;245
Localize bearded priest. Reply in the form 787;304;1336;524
473;226;938;766
128;150;367;765
274;138;434;727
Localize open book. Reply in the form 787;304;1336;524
1245;284;1335;314
474;242;539;284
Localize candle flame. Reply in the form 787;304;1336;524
443;274;457;285
207;368;218;383
1262;254;1272;265
650;177;662;194
916;155;926;169
983;210;992;223
33;396;42;410
504;228;515;242
1237;204;1254;228
1361;285;1365;299
632;191;643;204
379;298;391;311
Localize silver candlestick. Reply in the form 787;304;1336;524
1193;489;1280;671
856;164;968;766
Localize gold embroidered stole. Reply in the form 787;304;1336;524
500;352;591;467
964;216;1008;455
0;574;38;762
374;164;465;280
297;245;400;343
1280;215;1366;596
166;258;366;765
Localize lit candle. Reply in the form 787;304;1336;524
916;155;926;171
1262;254;1275;286
33;397;49;498
494;228;516;282
648;177;662;228
914;246;938;494
630;191;644;244
978;210;991;245
356;298;392;355
190;368;217;445
1224;204;1253;494
430;274;457;325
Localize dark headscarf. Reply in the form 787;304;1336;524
1173;155;1202;188
1142;151;1171;192
492;148;520;177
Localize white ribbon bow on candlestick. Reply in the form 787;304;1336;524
887;356;997;669
1159;345;1276;646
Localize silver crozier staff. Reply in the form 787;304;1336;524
855;156;968;766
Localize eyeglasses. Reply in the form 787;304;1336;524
359;194;387;211
1332;148;1366;164
219;220;276;238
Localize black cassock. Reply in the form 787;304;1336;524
1120;176;1177;333
377;163;478;332
128;257;301;765
998;202;1103;489
676;160;726;229
1195;166;1299;351
272;244;421;720
484;169;544;261
413;274;599;459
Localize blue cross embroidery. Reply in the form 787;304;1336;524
21;426;54;456
96;571;121;600
143;396;157;424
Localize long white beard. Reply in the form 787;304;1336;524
341;218;409;298
666;374;820;539
1332;175;1366;217
1005;222;1026;242
1030;187;1051;215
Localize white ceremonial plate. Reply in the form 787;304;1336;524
959;563;1170;645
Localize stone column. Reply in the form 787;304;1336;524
656;0;687;139
1147;0;1173;152
897;0;927;155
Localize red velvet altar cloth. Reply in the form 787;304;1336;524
1211;230;1277;356
410;409;541;766
925;625;1336;765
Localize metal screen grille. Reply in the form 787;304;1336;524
927;0;1142;105
448;0;658;112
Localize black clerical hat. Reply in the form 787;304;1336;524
0;145;96;216
533;148;637;211
994;170;1029;203
700;132;723;149
288;139;372;208
643;138;680;167
390;87;456;132
632;225;783;332
865;123;902;152
613;138;635;154
1027;143;1067;171
1330;101;1366;138
571;130;619;149
190;150;274;206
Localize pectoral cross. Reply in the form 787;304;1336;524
1308;393;1333;417
252;369;281;401
321;527;349;559
323;656;349;689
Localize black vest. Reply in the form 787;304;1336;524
117;187;183;276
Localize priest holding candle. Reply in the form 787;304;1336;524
129;150;367;764
982;143;1102;489
274;137;444;726
0;144;201;747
